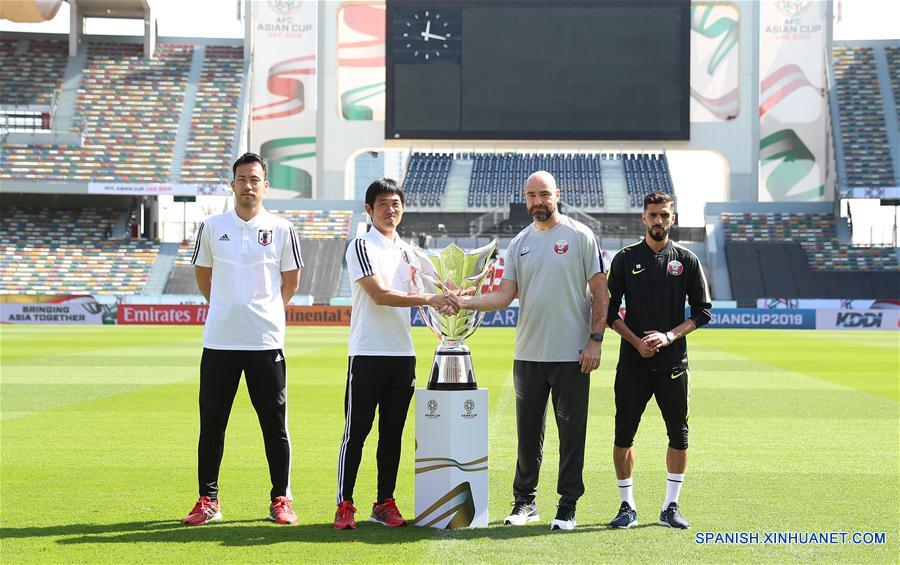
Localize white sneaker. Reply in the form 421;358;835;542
504;500;539;525
550;506;576;531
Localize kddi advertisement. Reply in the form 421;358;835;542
816;309;899;330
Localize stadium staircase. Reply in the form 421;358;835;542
54;45;87;132
442;158;474;212
600;158;629;212
872;46;900;186
142;242;180;295
168;45;206;182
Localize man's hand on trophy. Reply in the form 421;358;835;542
458;286;477;297
445;291;469;311
579;339;602;374
428;293;459;315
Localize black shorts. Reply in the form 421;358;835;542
614;362;690;450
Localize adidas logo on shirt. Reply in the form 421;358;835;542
219;234;230;241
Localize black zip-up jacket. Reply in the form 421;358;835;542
607;239;712;369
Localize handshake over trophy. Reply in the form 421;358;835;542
412;240;497;390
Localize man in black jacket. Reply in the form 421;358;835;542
605;191;711;530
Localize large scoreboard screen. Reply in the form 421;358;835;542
386;0;690;140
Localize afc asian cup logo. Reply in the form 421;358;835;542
426;399;439;419
258;229;273;246
775;0;811;18
667;260;684;276
553;240;569;255
462;399;477;419
269;0;302;15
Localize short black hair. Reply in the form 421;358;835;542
643;191;674;210
365;178;405;208
232;152;267;179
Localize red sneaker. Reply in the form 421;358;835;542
370;498;407;527
268;496;297;525
181;496;221;525
334;500;357;530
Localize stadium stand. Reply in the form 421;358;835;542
0;208;158;295
295;239;346;303
0;38;68;106
721;212;897;270
180;45;244;184
276;209;353;239
831;46;895;188
886;46;900;129
402;152;452;208
722;212;898;299
622;153;674;207
1;38;245;185
725;241;897;300
166;209;352;303
467;152;605;208
2;42;192;182
398;152;675;211
164;239;201;295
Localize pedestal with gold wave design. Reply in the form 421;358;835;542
414;389;488;528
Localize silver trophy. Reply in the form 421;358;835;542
412;240;498;390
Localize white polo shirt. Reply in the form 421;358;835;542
346;227;418;356
192;207;303;350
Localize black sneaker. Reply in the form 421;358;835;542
550;505;576;531
504;499;539;526
659;502;690;529
608;501;638;529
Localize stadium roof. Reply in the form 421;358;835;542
70;0;148;19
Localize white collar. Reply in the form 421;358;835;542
368;226;400;247
230;207;268;229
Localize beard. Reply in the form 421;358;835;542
529;204;554;222
648;224;669;242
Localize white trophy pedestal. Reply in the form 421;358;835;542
414;388;489;528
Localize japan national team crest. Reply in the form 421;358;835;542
553;240;569;254
258;229;273;246
667;259;684;276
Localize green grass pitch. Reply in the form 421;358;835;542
1;326;897;563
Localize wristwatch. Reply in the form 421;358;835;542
589;332;604;342
665;331;675;344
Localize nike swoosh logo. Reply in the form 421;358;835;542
520;250;532;256
631;268;646;275
671;371;685;379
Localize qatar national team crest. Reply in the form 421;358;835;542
258;229;273;246
667;259;684;276
553;240;569;255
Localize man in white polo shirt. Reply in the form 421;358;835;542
333;178;457;530
181;152;302;526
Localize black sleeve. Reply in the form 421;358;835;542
686;253;712;328
606;250;626;327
